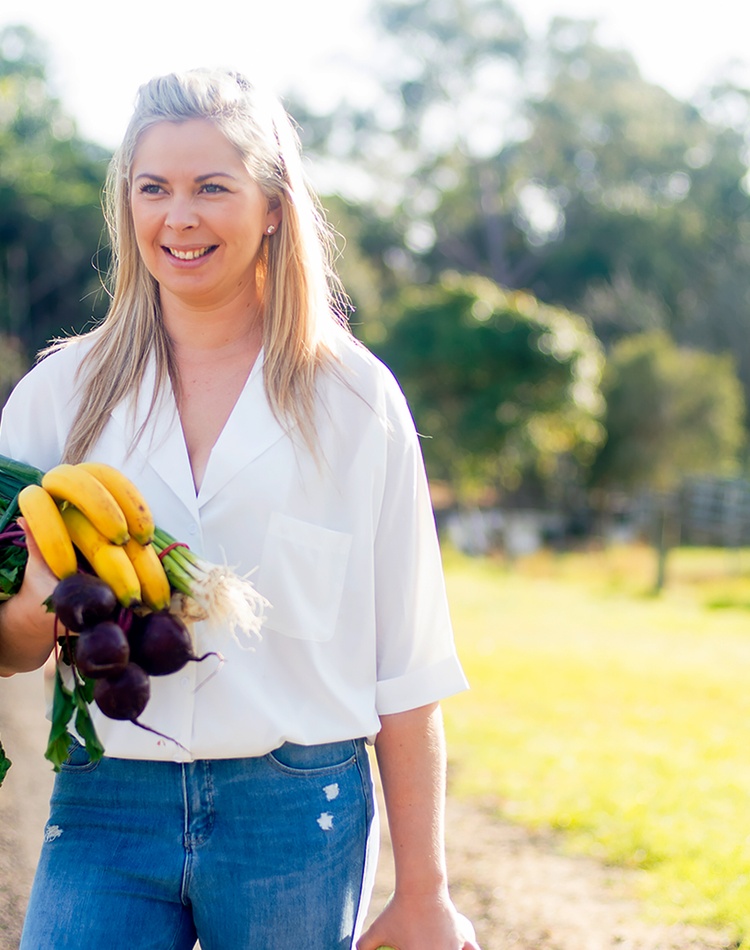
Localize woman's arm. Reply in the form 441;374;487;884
357;702;480;950
0;522;58;676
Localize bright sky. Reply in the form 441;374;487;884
0;0;748;150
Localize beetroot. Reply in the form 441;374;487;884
128;611;221;676
93;660;189;752
93;662;150;720
51;574;117;632
74;621;130;679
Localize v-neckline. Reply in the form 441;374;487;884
178;351;263;496
110;348;289;518
185;349;264;499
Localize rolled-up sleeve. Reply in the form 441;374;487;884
373;373;469;714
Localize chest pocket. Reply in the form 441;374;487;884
257;512;352;641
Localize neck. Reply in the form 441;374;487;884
161;290;263;358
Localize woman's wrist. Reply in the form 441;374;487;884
392;862;450;898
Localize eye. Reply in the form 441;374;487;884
200;182;228;194
138;182;164;195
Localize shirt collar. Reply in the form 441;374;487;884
110;349;289;513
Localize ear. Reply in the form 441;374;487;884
265;196;282;235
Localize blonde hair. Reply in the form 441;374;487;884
60;68;349;462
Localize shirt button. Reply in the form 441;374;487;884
188;523;198;536
180;677;189;688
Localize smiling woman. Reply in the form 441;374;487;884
128;118;284;487
0;68;477;950
130;120;281;318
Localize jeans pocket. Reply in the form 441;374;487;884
59;738;100;773
265;739;359;776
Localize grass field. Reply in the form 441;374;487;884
441;542;750;946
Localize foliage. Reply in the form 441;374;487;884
517;19;750;369
4;12;750;508
322;193;407;328
295;4;750;416
0;333;27;406
591;331;746;493
0;737;9;788
372;0;527;159
295;0;750;503
375;273;605;499
443;544;750;945
0;25;110;356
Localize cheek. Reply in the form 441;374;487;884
130;207;158;254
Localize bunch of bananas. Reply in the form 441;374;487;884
17;462;171;611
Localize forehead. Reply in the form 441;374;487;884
132;119;246;175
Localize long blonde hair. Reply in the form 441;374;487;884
60;68;349;462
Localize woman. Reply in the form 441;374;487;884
0;69;478;949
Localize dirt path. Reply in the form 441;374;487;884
0;671;737;950
0;671;54;950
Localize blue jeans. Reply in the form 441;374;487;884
22;739;377;949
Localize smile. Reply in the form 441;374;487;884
164;246;216;261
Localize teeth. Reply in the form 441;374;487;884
167;246;212;261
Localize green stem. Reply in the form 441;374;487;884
169;547;201;579
0;492;19;534
152;530;199;595
153;528;203;581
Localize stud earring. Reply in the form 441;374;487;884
266;225;276;234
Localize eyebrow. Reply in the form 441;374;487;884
133;172;238;182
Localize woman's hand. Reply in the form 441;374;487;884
357;892;480;950
361;703;481;949
0;517;58;675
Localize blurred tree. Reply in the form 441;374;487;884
289;0;530;294
321;193;407;333
0;25;110;356
423;18;750;369
592;332;745;492
372;0;527;153
295;11;750;409
375;273;605;503
0;333;27;407
517;20;750;344
372;0;528;278
590;331;746;587
280;3;750;551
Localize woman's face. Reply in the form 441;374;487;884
130;118;281;313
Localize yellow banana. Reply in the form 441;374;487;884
17;485;78;579
42;464;129;545
123;538;171;611
61;507;141;608
78;462;155;545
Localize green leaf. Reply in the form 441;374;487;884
0;492;19;533
0;736;11;787
74;707;104;763
71;672;104;761
0;548;25;599
44;668;104;770
44;670;75;771
74;674;95;707
45;732;70;773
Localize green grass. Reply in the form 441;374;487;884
441;542;750;945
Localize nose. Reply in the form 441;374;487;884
164;195;199;231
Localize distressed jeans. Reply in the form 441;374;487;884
21;738;377;949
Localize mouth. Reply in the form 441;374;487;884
163;245;217;261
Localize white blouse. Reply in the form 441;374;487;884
0;333;468;761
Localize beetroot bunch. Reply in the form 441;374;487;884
50;573;221;744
